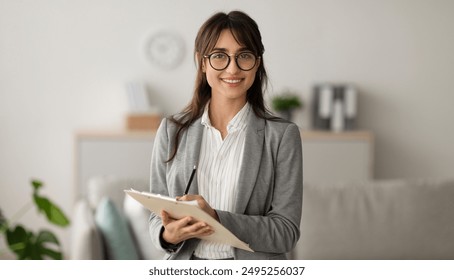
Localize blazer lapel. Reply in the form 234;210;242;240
235;112;265;214
184;118;204;195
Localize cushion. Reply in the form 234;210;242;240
87;176;133;211
69;200;103;259
94;197;140;260
123;194;166;260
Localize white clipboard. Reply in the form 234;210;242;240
124;189;253;252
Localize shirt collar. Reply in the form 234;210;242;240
201;103;212;127
201;102;250;133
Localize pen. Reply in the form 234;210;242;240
184;165;197;195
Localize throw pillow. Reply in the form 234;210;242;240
94;197;140;260
70;199;103;259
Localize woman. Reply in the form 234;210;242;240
148;10;303;260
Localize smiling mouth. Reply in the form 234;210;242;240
222;78;243;84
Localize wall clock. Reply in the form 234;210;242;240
144;31;185;70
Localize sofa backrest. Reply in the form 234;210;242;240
86;176;149;211
294;178;454;259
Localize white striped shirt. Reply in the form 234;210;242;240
194;102;250;259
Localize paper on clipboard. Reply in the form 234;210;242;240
124;189;254;252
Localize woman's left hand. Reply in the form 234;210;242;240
176;194;220;222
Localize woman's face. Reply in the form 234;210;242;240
204;29;259;105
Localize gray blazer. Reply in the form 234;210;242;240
148;111;303;260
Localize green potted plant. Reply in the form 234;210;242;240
0;179;70;259
271;91;303;121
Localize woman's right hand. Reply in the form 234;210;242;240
160;210;214;245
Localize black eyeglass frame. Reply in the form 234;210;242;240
203;51;260;71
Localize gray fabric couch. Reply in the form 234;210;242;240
294;178;454;259
70;176;454;260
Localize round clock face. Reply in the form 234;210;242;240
145;31;185;70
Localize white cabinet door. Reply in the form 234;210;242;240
75;132;155;200
302;131;373;184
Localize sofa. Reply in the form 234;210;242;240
70;175;454;260
70;176;165;260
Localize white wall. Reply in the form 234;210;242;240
1;0;454;257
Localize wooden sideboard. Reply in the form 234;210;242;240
74;129;374;200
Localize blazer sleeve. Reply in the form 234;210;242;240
216;123;303;254
147;118;184;255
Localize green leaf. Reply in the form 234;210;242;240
33;195;70;227
6;225;30;259
3;179;67;260
272;95;302;111
0;208;6;229
6;226;63;259
31;179;43;192
30;179;70;227
36;230;62;260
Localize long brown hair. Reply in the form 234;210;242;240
168;10;272;161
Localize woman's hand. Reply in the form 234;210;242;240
176;194;220;222
161;210;214;245
160;195;219;245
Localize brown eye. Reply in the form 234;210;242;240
238;52;255;60
211;52;228;60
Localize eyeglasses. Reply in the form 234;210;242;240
204;51;259;71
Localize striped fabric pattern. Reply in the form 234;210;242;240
194;102;250;259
